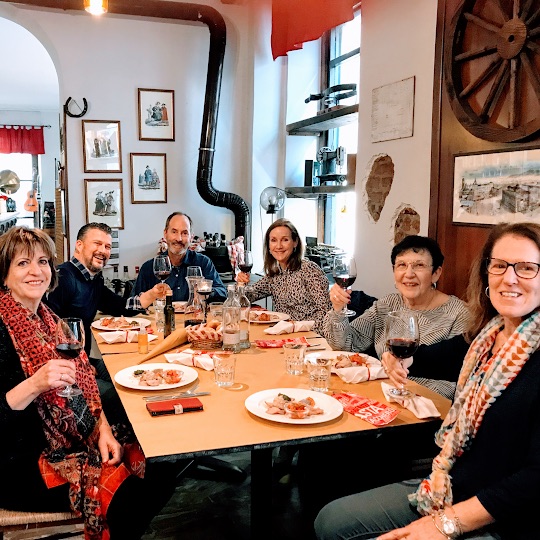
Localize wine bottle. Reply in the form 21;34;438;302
164;291;175;337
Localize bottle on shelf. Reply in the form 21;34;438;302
112;265;119;280
164;290;176;337
123;265;130;281
222;305;241;353
237;283;251;350
134;266;140;279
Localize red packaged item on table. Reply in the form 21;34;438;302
255;337;309;348
332;392;399;426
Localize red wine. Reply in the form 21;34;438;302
334;274;356;289
56;343;82;358
155;271;171;281
239;263;253;273
386;338;418;359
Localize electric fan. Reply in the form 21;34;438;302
259;186;286;214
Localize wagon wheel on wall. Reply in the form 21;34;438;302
445;0;540;142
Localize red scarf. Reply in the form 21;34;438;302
0;290;144;540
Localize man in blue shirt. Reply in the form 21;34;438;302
132;212;227;302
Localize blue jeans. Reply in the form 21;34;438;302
314;480;502;540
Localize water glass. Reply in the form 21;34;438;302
208;302;224;324
154;297;165;333
283;343;305;375
306;357;332;392
213;353;236;387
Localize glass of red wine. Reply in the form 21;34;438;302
237;251;253;278
153;254;172;283
385;310;419;397
333;255;357;317
55;317;84;398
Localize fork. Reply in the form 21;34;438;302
142;381;202;401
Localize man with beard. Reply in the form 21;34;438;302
45;223;166;422
132;212;227;302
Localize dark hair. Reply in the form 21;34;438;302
0;226;58;291
77;222;112;241
466;222;540;340
263;218;304;277
164;212;193;231
391;235;444;273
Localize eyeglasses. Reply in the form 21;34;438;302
486;258;540;279
393;261;433;272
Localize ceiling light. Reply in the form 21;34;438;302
84;0;108;15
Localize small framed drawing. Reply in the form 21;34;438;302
138;88;175;141
130;153;167;203
82;120;122;173
452;147;540;226
84;179;124;229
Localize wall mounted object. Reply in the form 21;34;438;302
130;153;167;204
82;120;122;173
84;178;124;229
138;88;175;141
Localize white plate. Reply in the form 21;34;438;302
305;350;373;369
91;317;151;331
249;311;290;324
114;363;198;391
245;388;343;425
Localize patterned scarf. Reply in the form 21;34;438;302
410;309;540;515
0;290;144;540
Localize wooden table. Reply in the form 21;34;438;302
98;320;450;538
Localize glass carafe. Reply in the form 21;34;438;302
184;276;204;326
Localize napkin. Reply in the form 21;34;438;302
165;349;214;370
99;331;158;344
137;327;189;364
332;392;399;426
263;320;315;335
332;354;388;383
381;382;441;419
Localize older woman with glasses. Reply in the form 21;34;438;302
315;221;540;540
323;235;470;398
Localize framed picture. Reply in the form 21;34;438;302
453;147;540;226
84;179;124;229
138;88;175;141
130;153;167;203
82;120;122;173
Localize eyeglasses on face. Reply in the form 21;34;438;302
393;261;433;272
485;258;540;279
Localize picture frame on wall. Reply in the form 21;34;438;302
130;153;167;203
82;120;122;173
452;147;540;226
138;88;175;141
84;178;124;229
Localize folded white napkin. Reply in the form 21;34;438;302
164;349;214;370
332;355;388;383
381;382;441;419
263;320;315;335
98;331;158;344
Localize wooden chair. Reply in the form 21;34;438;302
0;507;83;540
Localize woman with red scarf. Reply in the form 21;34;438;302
0;227;177;539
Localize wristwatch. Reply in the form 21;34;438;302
439;511;460;539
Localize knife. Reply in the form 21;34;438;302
143;391;210;402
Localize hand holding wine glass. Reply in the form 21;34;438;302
332;255;357;317
237;250;253;275
384;311;419;397
55;317;85;398
153;254;172;283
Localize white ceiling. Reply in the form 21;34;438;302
0;17;59;112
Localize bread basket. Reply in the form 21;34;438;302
186;323;223;350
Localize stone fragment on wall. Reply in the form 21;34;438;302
392;204;420;244
363;154;394;222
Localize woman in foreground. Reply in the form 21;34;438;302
315;222;540;540
237;218;331;333
0;227;177;539
323;235;469;398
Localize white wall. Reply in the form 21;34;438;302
354;0;437;298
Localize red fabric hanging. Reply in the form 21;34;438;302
271;0;358;60
0;126;45;154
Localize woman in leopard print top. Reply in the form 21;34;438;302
237;219;331;333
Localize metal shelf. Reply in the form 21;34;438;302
286;185;355;198
286;104;359;135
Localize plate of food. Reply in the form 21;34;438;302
92;316;151;331
304;350;374;369
114;363;198;391
249;311;290;324
173;301;188;313
245;388;343;425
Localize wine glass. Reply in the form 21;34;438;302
55;317;84;398
333;255;357;317
384;311;419;397
237;250;253;277
187;266;203;278
153;254;172;283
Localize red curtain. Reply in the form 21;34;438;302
271;0;358;60
0;127;45;154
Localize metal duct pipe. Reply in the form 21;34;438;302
12;0;251;247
